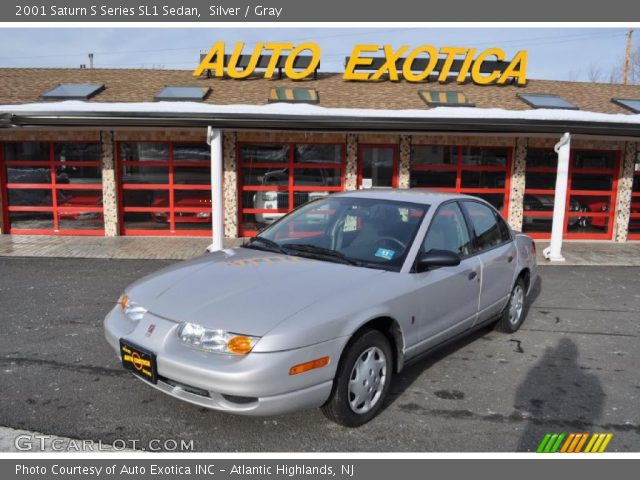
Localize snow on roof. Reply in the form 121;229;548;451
2;100;640;125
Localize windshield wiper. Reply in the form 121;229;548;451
283;244;362;266
243;236;289;255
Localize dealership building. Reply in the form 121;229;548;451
0;63;639;242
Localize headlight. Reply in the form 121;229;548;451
177;322;260;355
119;294;147;322
261;191;277;201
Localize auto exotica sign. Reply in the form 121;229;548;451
194;42;528;85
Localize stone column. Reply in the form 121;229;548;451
100;131;119;237
398;135;411;189
614;141;637;242
344;133;358;191
223;131;238;238
508;137;527;231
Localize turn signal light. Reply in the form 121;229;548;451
289;356;330;376
119;294;128;311
227;336;254;354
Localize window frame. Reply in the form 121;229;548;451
116;141;212;236
238;141;346;237
1;141;104;236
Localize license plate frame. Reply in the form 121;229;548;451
120;339;158;384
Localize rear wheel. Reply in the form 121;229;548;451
495;278;527;333
321;329;393;427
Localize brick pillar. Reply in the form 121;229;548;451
614;141;637;242
508;138;527;231
222;131;238;238
344;133;358;191
100;131;119;237
398;135;411;189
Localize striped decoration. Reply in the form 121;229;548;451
536;433;613;453
268;87;319;103
418;90;474;107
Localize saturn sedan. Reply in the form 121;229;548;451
104;190;537;427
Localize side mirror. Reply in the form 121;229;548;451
416;249;461;272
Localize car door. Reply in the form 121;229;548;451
409;201;482;354
460;200;517;324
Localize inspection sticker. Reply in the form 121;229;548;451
375;248;395;260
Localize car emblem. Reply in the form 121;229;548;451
145;324;156;337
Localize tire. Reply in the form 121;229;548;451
495;278;527;333
321;329;393;427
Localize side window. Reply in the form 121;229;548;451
463;201;504;251
423;203;472;257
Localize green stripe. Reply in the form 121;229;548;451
550;433;566;453
544;434;559;453
537;433;552;453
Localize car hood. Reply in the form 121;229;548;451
126;247;385;337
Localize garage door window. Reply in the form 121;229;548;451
1;141;104;235
238;142;345;236
410;145;511;218
117;142;212;236
522;149;619;239
628;159;640;240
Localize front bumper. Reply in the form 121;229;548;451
103;307;344;416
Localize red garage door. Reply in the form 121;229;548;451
117;142;212;236
238;142;345;237
522;149;620;240
628;163;640;240
1;141;104;235
409;145;512;219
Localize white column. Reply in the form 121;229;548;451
207;127;224;252
543;132;571;262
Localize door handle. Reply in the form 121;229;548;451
468;271;477;280
508;255;514;263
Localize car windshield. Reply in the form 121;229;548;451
248;196;429;270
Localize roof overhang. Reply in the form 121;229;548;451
1;102;640;137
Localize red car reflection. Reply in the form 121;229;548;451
587;199;640;229
57;191;103;221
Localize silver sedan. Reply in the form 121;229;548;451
104;190;537;427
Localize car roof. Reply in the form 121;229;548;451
332;189;480;206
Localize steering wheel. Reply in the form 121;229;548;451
374;237;406;252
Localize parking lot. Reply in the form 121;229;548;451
0;257;638;452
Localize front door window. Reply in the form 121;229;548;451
359;146;396;188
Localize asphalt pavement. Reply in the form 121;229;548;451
0;257;638;452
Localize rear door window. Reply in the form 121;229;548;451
462;201;507;251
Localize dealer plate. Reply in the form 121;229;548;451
120;339;157;384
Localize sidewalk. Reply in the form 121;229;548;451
0;234;639;265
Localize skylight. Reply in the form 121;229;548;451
41;84;105;100
612;98;640;113
155;86;210;102
268;87;319;104
517;93;578;110
419;90;474;107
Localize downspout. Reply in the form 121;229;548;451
543;132;571;262
206;127;224;252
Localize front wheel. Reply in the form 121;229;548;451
495;278;527;333
321;330;393;427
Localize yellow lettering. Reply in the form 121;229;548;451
343;44;379;81
498;50;528;85
284;42;321;80
370;45;408;81
438;47;469;82
226;42;263;79
263;42;293;78
471;48;505;85
402;45;438;82
193;41;226;77
456;48;476;82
